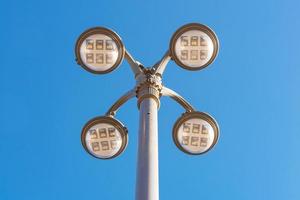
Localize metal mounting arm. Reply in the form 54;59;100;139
161;86;195;112
152;50;171;76
106;89;136;117
124;49;144;77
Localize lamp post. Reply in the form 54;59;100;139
75;23;220;200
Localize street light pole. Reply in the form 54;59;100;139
136;97;159;200
135;71;161;200
76;23;220;200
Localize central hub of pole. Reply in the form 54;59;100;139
136;68;162;108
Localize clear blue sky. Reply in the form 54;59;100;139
1;0;300;199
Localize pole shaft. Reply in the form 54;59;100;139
136;97;159;200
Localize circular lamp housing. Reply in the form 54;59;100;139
173;112;219;155
75;27;125;74
81;116;128;159
169;23;219;71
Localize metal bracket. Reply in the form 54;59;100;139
107;50;193;115
161;86;195;112
152;50;171;76
106;89;136;117
124;49;144;77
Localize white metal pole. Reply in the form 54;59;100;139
136;97;159;200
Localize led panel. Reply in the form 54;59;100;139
81;116;128;159
75;27;125;74
173;112;219;155
170;23;219;71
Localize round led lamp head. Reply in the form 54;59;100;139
173;112;219;155
170;23;219;71
75;27;125;74
81;116;128;159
